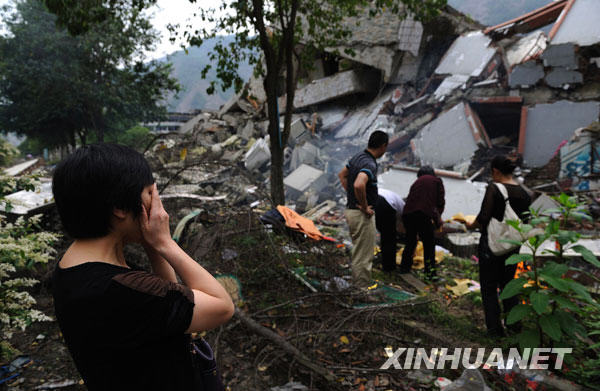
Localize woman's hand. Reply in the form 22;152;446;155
140;184;173;251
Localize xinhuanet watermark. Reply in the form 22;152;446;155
380;347;572;370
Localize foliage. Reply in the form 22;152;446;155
0;137;19;167
0;176;60;360
499;193;599;349
112;125;155;151
0;0;179;148
566;304;600;388
86;125;154;152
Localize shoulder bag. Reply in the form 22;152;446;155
190;338;225;391
487;183;523;256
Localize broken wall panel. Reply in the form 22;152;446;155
283;164;328;200
544;68;583;88
434;31;497;78
506;31;547;67
550;0;600;47
433;74;469;100
280;69;379;111
522;100;600;167
334;89;394;139
398;15;424;57
508;61;544;88
411;102;491;170
379;167;487;219
541;43;578;69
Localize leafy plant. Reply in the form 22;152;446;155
499;194;600;349
0;176;60;361
0;138;19;167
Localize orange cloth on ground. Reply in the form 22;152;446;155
277;205;326;241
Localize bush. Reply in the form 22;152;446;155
0;138;19;167
500;194;600;349
0;175;60;360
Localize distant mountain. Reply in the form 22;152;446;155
448;0;550;26
161;36;254;112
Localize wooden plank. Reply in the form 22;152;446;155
399;273;428;292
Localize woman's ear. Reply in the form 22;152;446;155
113;208;128;219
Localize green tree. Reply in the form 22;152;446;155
0;0;179;148
42;0;445;205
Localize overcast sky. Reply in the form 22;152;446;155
0;0;209;59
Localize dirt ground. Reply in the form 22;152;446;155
2;209;595;391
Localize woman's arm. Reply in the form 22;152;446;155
467;183;496;230
141;185;234;332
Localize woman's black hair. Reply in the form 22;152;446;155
417;165;435;177
491;155;517;175
52;143;154;239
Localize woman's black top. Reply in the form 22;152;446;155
475;182;532;234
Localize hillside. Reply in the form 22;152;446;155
448;0;550;26
163;36;254;112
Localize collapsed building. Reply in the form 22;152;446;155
214;0;600;210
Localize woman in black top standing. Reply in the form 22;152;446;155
467;155;532;337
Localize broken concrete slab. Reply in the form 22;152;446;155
3;159;39;176
398;15;423;57
434;31;497;78
244;136;271;172
280;69;379;111
411;102;490;169
284;164;328;200
506;31;547;67
434;74;469;100
0;180;53;215
508;61;544;88
551;0;600;47
290;142;320;171
287;118;310;147
541;43;578;69
522;100;600;167
179;112;210;134
318;107;348;133
545;68;583;89
335;89;394;139
392;51;420;84
378;167;487;219
238;121;255;141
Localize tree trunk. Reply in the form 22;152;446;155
264;72;285;206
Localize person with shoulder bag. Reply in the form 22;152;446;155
466;155;532;337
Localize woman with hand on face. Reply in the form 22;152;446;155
466;155;532;338
52;143;234;390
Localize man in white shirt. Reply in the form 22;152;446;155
375;188;405;273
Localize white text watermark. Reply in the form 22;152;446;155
380;347;572;370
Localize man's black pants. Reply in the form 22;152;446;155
478;234;519;334
400;211;435;276
375;196;396;272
